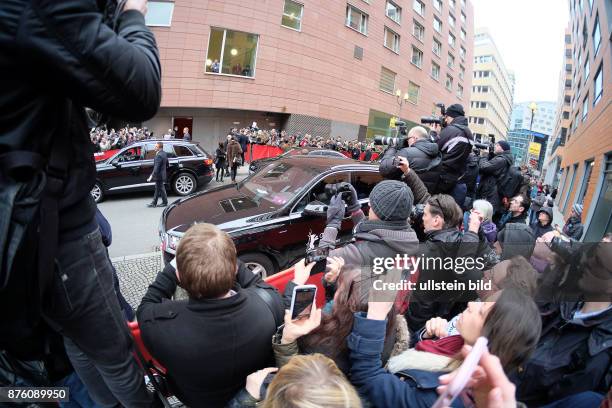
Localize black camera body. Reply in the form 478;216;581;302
373;120;408;146
324;182;353;205
420;103;447;127
473;134;496;157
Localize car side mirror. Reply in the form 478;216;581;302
111;161;121;168
303;202;328;217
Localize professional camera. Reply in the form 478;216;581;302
409;203;426;241
373;121;408;146
420;103;447;127
324;182;354;205
473;134;496;156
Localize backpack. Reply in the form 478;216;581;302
498;166;523;198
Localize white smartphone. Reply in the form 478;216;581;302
289;285;317;320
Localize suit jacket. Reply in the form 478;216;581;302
152;150;168;181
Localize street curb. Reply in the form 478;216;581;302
111;251;160;263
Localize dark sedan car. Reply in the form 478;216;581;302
91;140;214;203
248;147;347;174
160;156;383;277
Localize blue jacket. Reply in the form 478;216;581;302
348;313;464;408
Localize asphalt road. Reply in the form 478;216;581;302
100;166;249;258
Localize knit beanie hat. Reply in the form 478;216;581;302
497;140;511;151
572;203;583;217
369;180;414;221
446;104;465;118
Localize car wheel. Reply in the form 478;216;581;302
239;253;275;279
91;182;104;203
173;173;197;196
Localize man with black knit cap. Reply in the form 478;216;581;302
477;140;514;216
433;104;473;205
317;180;419;287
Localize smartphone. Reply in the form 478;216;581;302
431;337;489;408
289;285;317;320
306;246;329;274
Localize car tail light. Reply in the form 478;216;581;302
203;159;213;166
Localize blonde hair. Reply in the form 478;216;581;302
262;354;361;408
176;223;236;299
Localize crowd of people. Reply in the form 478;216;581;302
90;126;156;152
1;2;609;408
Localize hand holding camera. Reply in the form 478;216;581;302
324;256;345;284
326;194;345;230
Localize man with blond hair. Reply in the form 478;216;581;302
137;223;283;407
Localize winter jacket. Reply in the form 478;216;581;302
435;117;474;192
562;216;584;241
497;222;536;261
380;140;443;193
215;147;226;166
476;151;514;214
463;153;480;198
0;1;161;235
514;302;612;407
227;140;243;165
348;313;465;408
497;210;528;231
137;262;283;408
530;207;554;238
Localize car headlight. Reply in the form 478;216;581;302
168;234;181;251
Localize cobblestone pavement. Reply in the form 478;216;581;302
112;251;162;310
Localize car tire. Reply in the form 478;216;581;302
91;181;104;203
239;253;275;279
173;172;197;196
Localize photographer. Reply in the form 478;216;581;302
0;0;161;405
476;141;514;216
433;104;473;204
379;126;442;193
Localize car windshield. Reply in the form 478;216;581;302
240;161;319;206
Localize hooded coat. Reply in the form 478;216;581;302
477;150;514;214
530;207;554;238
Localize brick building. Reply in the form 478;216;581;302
546;0;611;241
140;0;474;153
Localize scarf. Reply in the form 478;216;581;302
415;335;464;357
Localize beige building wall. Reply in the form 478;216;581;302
468;28;515;142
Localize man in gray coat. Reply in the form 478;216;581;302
147;141;168;207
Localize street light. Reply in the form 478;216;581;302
395;88;410;118
526;102;538;167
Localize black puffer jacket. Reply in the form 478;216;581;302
477;151;513;214
514;302;612;406
435;116;473;192
379;139;442;192
0;1;161;234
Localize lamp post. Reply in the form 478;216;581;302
526;102;538;167
395;88;410;119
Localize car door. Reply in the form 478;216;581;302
285;171;354;266
104;146;145;190
349;170;384;216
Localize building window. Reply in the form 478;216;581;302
413;0;425;16
459;64;465;80
386;1;401;24
563;111;570;119
281;0;303;31
448;33;456;48
447;52;455;68
346;5;368;35
582;94;589;121
460;11;466;25
434;0;442;12
379;66;396;93
593;14;601;56
432;37;442;56
448;14;456;28
431;61;440;80
433;16;442;33
460;46;466;60
460;28;466;41
411;46;423;67
144;1;174;26
384;27;400;53
576;160;594;205
413;20;425;41
446;74;453;91
594;63;603;105
206;28;259;77
407;81;420;104
457;83;463;98
584;56;590;81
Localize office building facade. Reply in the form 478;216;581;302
140;0;475;153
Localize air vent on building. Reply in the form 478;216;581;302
354;46;363;60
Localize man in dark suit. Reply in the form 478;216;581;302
147;141;168;207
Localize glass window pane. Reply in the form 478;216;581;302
282;0;302;30
206;29;224;73
221;30;258;77
145;1;174;26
